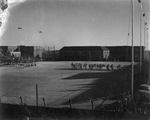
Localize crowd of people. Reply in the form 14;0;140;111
71;62;123;70
0;62;37;68
15;62;37;67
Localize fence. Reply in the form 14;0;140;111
0;85;126;111
1;84;148;114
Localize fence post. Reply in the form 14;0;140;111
69;99;72;109
90;100;93;110
43;97;46;107
20;96;23;105
36;84;38;107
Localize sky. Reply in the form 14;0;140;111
0;0;149;50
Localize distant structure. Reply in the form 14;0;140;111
41;46;59;61
0;45;145;62
10;51;21;58
34;46;43;59
145;50;150;61
59;46;110;61
8;45;44;60
59;46;144;61
14;46;34;58
101;47;110;60
108;46;144;62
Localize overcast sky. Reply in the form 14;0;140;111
0;0;150;50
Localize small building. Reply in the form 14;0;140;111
59;46;110;61
10;51;21;58
34;46;43;59
101;47;110;60
14;46;34;58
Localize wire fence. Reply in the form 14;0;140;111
0;92;127;110
1;91;150;116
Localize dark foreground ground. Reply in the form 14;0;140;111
0;103;150;120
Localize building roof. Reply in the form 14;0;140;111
101;47;109;51
60;46;109;51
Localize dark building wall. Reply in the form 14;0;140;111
15;46;34;58
60;51;101;61
108;46;129;61
107;46;144;62
59;46;103;61
42;51;59;61
59;46;144;62
0;46;8;55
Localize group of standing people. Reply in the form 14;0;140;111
16;62;37;67
0;61;37;68
71;62;122;70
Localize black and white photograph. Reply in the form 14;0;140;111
0;0;150;119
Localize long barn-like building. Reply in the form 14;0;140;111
59;46;110;61
59;46;144;62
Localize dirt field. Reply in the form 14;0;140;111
0;61;133;107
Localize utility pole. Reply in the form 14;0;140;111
139;1;143;72
144;21;147;60
131;0;134;99
18;27;22;60
143;12;148;60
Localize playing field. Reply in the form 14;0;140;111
0;61;132;107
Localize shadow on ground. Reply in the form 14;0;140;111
62;66;141;104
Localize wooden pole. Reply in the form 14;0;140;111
36;84;38;107
43;97;46;107
20;96;23;105
17;27;22;61
90;100;93;110
131;0;134;99
144;22;146;60
139;1;143;73
69;99;72;109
